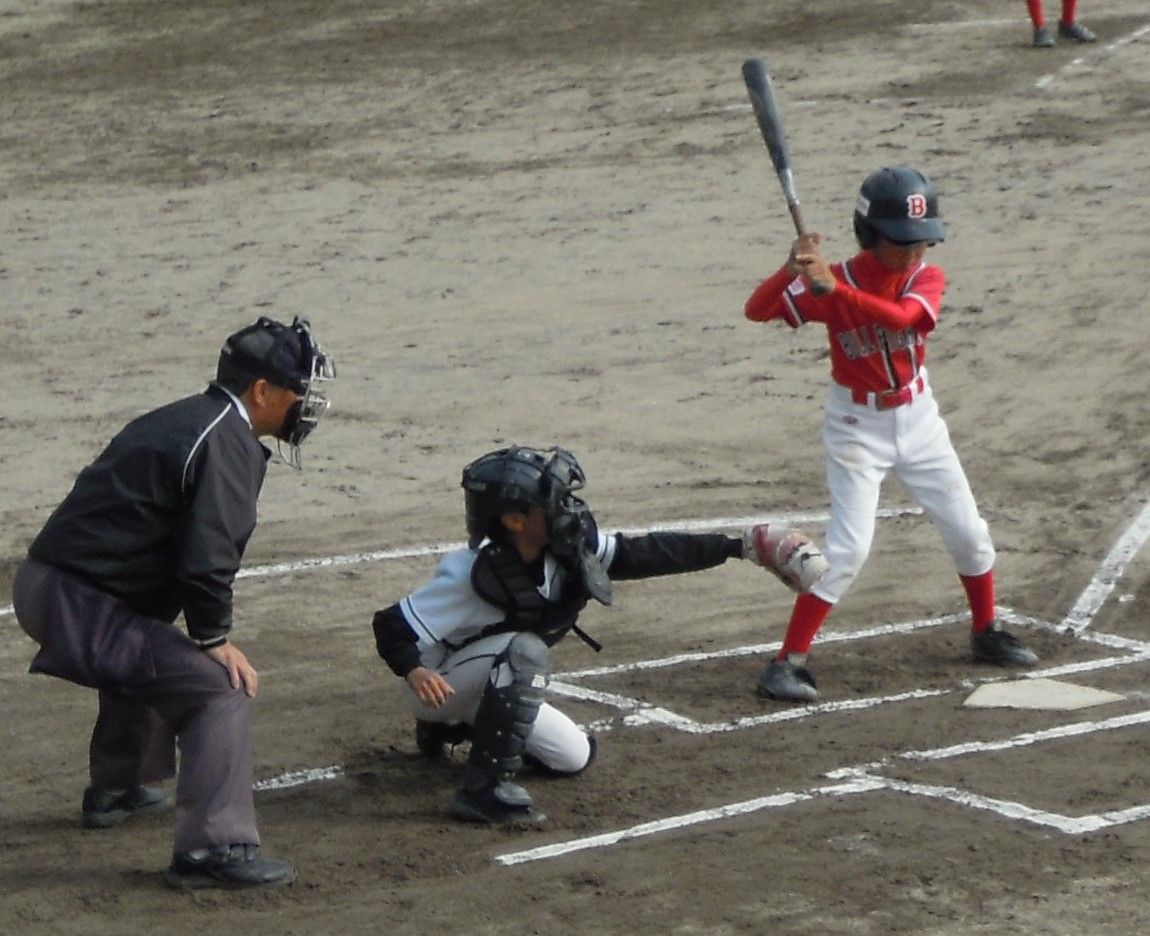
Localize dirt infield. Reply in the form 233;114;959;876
2;1;1149;933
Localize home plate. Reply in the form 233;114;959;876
964;679;1125;711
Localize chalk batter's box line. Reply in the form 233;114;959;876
494;709;1150;867
548;608;1150;736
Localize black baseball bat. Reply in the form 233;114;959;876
741;58;830;294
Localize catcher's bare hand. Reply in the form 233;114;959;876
743;523;829;593
406;666;454;708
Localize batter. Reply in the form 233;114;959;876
744;165;1038;702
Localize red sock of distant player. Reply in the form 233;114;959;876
1061;0;1079;26
777;592;833;659
1026;0;1046;28
961;571;996;633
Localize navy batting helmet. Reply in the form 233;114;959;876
853;165;945;249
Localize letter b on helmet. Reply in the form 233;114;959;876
853;165;945;247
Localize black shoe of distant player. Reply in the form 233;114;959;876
1058;21;1096;43
415;720;472;760
1033;25;1055;47
81;785;170;829
164;844;296;890
451;780;546;826
757;656;819;702
971;623;1039;667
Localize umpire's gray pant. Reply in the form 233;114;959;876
13;559;259;853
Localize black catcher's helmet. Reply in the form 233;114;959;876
853;165;945;249
461;445;589;549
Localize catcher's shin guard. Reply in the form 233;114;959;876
453;633;549;824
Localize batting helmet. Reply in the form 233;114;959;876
461;446;588;549
853;165;945;249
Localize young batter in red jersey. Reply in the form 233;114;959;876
744;165;1038;702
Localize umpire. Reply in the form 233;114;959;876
12;316;335;889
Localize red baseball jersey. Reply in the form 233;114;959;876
745;250;945;393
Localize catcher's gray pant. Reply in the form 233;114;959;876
13;559;259;853
812;374;995;605
407;632;593;774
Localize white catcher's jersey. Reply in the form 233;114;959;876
398;532;619;654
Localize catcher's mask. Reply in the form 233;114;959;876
853;165;945;249
217;316;336;469
461;445;594;554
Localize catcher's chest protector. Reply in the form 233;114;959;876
470;544;589;647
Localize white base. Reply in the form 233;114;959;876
963;678;1125;711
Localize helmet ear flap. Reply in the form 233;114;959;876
854;215;879;250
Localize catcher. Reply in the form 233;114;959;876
370;445;827;825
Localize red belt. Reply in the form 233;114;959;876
849;374;925;410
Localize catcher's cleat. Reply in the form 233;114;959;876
450;781;546;826
757;656;819;703
1058;21;1096;43
1033;25;1055;47
82;784;170;829
971;623;1039;667
414;719;471;760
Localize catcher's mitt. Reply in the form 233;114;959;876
743;524;829;593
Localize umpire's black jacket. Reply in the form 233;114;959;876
28;384;270;648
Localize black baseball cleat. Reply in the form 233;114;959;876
971;623;1039;667
163;844;296;890
1032;25;1055;47
757;656;819;702
81;785;170;829
450;781;546;826
415;719;472;760
1058;21;1097;43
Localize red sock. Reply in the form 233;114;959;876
1026;0;1045;28
1061;0;1078;26
778;592;833;659
960;571;996;633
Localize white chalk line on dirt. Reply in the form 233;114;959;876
493;778;887;867
497;708;1150;866
0;507;922;619
1061;499;1150;633
1035;22;1150;89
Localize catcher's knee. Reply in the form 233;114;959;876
525;732;597;777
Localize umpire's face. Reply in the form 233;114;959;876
246;377;304;439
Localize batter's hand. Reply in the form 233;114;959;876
406;666;455;708
205;641;259;697
786;233;836;295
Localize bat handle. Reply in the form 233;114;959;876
786;201;832;296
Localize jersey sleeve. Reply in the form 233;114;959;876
605;531;742;581
836;263;945;331
397;550;505;650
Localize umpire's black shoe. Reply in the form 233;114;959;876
82;785;170;829
415;719;472;760
971;623;1039;667
451;781;546;826
163;844;296;890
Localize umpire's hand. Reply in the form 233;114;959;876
205;642;259;697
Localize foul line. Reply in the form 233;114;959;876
1036;22;1150;89
0;506;921;618
1062;499;1150;633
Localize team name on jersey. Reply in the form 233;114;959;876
837;324;922;361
